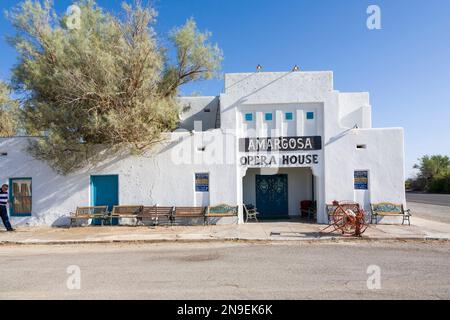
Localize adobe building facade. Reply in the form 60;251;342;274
0;71;406;227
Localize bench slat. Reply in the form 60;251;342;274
157;207;174;216
175;207;205;217
138;206;173;218
373;212;403;216
111;206;143;217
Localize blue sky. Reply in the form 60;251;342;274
1;0;449;178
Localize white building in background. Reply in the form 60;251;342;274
0;70;406;227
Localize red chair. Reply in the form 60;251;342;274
300;201;316;219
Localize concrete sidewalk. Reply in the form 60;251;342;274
1;216;450;245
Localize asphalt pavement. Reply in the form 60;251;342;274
406;193;450;224
407;192;450;206
407;202;450;224
0;241;449;300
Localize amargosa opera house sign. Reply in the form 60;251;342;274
240;136;322;152
239;136;322;167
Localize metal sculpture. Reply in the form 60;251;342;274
321;201;368;237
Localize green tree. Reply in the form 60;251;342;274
7;0;222;173
428;176;450;194
414;155;450;179
413;155;450;193
0;81;18;137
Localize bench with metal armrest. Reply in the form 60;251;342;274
69;206;109;228
243;204;259;223
205;204;238;225
370;202;411;225
137;206;174;226
172;207;206;225
109;205;143;225
206;204;238;217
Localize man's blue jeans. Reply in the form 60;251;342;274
0;205;13;231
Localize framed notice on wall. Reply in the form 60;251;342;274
354;171;369;190
195;173;209;192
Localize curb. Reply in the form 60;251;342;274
1;236;449;246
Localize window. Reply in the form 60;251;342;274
357;144;367;149
285;112;294;121
306;112;314;120
354;171;368;190
195;173;209;192
265;113;273;121
9;178;32;217
245;113;253;122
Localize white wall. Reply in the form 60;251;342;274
177;96;219;131
0;131;238;226
323;128;406;221
237;102;323;138
338;92;372;129
221;72;333;131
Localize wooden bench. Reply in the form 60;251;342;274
110;205;143;225
69;206;108;228
137;206;174;226
370;203;411;225
173;207;206;225
205;204;238;225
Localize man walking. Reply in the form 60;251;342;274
0;184;15;232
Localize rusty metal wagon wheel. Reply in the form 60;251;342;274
342;214;357;235
356;212;369;235
332;201;368;236
321;200;370;237
330;202;351;234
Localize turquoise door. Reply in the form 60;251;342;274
91;175;119;225
256;174;289;219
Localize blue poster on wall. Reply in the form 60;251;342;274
195;173;209;192
354;171;369;190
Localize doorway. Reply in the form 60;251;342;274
90;175;119;225
255;174;289;219
243;167;315;220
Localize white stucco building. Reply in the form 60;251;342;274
0;70;406;227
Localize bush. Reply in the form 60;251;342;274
410;177;427;192
409;155;450;194
428;175;450;194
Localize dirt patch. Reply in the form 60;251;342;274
180;252;222;262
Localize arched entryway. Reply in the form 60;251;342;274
242;167;316;220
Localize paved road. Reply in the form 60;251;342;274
406;193;450;224
407;192;450;206
0;241;449;300
407;202;450;224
